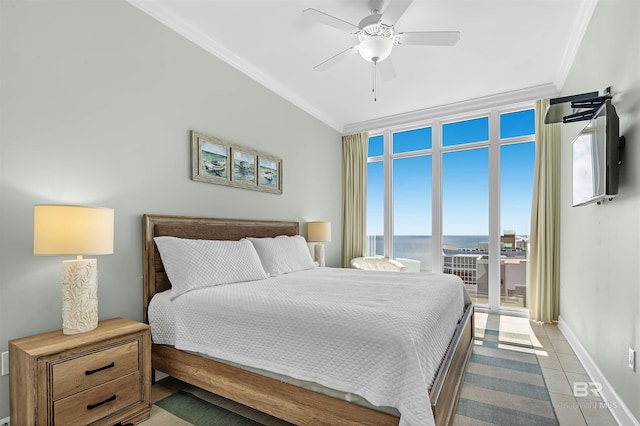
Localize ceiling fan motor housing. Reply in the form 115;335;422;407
357;19;395;63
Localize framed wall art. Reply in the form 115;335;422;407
231;148;256;186
191;130;282;194
192;131;229;184
257;155;282;194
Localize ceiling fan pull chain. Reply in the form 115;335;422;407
373;61;377;102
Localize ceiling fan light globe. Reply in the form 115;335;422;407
358;35;393;63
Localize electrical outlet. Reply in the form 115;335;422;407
629;348;636;371
1;352;8;376
0;415;9;426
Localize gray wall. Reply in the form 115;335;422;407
0;0;341;417
559;0;640;420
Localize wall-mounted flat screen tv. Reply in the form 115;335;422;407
571;99;620;207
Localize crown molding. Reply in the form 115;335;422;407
553;0;599;91
342;84;559;135
126;0;343;132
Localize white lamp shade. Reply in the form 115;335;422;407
34;205;114;256
358;35;393;63
307;222;331;243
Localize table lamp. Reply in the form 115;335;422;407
34;205;114;335
307;221;331;267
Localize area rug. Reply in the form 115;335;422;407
454;328;559;425
154;391;261;426
154;387;292;426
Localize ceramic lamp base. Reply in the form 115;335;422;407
61;258;98;335
314;243;326;267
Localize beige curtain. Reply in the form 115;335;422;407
528;98;561;322
342;132;368;267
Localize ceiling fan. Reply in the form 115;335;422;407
303;0;460;81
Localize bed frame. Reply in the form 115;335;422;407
143;214;474;426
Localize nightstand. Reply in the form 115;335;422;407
9;317;151;425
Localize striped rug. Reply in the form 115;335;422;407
454;328;559;425
155;391;263;426
154;386;292;426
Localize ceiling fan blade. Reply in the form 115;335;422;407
396;31;461;46
313;45;359;71
378;59;396;81
381;0;413;26
302;8;359;33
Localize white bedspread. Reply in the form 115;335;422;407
149;267;468;426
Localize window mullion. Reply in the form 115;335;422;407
383;128;393;259
488;110;501;311
432;122;442;273
440;140;489;153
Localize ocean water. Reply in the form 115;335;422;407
368;235;489;272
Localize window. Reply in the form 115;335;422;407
365;107;535;312
393;127;432;153
394;155;432;271
442;117;488;147
368;134;384;156
442;147;489;304
366;161;384;256
499;110;535;309
366;134;384;256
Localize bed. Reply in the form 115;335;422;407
143;214;474;426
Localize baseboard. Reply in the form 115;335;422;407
558;316;639;426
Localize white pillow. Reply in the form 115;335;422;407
154;237;268;300
245;235;316;277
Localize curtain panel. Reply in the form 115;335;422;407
341;132;368;268
528;98;561;322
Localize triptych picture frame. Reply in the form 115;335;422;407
191;130;282;194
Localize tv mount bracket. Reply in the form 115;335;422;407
544;87;613;124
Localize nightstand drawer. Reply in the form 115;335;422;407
54;371;141;425
52;340;139;400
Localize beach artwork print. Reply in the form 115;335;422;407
232;149;256;184
191;130;281;194
259;157;278;189
200;140;227;179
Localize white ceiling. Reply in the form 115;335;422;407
128;0;597;133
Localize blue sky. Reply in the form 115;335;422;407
367;109;535;236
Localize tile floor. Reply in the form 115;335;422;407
475;312;619;426
144;312;620;426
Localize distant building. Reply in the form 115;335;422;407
443;254;478;285
501;230;516;250
442;232;528;304
515;237;528;250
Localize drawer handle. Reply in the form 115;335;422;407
85;362;115;375
87;394;116;410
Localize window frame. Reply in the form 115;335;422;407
366;103;535;314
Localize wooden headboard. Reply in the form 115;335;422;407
142;214;299;322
